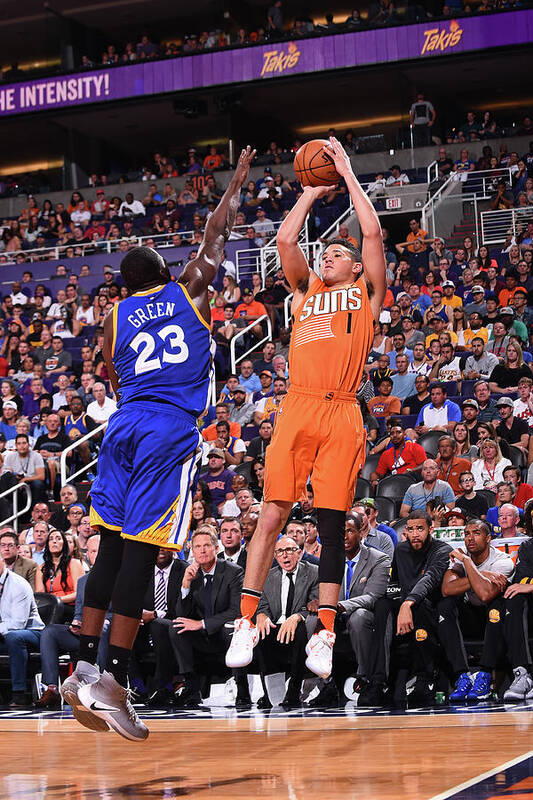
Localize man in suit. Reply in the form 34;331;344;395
218;518;247;569
135;547;187;707
312;513;390;706
255;535;319;709
36;534;109;708
170;526;244;708
0;529;38;591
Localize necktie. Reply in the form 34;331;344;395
345;560;355;600
284;572;295;618
204;574;213;618
154;570;167;613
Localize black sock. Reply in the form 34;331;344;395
78;635;100;666
106;644;131;687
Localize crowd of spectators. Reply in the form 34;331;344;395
2;151;533;713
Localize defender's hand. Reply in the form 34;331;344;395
235;146;257;186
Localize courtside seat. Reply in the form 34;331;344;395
417;430;444;457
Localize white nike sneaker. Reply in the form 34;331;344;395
77;671;148;741
225;618;259;668
504;667;533;702
305;630;336;679
60;660;109;732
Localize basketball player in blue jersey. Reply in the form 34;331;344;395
60;146;256;741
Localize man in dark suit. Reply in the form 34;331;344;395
255;535;319;709
135;547;187;707
218;518;247;569
170;526;244;708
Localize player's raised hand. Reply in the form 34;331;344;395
325;136;354;179
302;184;336;199
234;145;257;186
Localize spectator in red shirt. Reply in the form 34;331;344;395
503;465;533;509
203;147;223;171
234;288;268;339
370;419;426;488
202;403;242;442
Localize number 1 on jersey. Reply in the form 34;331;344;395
130;325;189;375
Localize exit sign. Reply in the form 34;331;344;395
386;197;402;210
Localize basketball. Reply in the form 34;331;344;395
293;139;341;187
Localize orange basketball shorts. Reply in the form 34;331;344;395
264;385;367;512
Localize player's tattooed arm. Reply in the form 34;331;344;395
179;146;256;300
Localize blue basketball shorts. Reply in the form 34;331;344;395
89;400;202;550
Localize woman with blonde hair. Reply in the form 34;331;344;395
471;438;512;490
489;341;532;394
222;274;241;305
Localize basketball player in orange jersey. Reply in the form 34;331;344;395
227;137;386;679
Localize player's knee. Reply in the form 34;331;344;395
261;501;292;539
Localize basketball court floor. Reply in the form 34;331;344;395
1;702;532;800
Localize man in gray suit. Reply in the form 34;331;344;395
311;512;390;706
255;535;319;708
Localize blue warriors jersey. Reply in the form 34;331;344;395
111;282;211;416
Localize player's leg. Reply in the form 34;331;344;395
226;499;292;668
77;539;158;741
227;393;316;668
61;527;125;732
305;401;366;678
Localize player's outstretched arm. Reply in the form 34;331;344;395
179;146;256;304
325;137;386;321
276;185;332;299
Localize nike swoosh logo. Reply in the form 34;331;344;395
89;701;120;712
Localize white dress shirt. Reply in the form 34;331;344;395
153;562;173;618
277;564;299;624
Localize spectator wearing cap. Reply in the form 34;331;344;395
461;398;481;445
252;207;275;236
463;338;498;381
415;383;461;436
499;305;529;347
200;449;235;514
0;402;19;441
441;507;467;529
252;370;274;406
257;175;281;200
228;386;255;427
495;397;530;455
233;290;268;341
370;421;426;488
441;281;462;309
358;497;398;547
425;316;457;349
386;166;410;187
90;190;109;216
256;376;287;422
489;341;532;394
464;286;487;319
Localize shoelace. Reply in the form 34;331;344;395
471;673;490;691
455;674;471;691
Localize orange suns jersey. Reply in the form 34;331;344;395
288;275;374;394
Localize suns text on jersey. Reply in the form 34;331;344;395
298;287;362;322
127;301;176;329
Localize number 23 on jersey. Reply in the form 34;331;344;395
129;324;189;375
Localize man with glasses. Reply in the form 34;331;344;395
455;471;490;520
0;529;38;590
255;535;318;709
